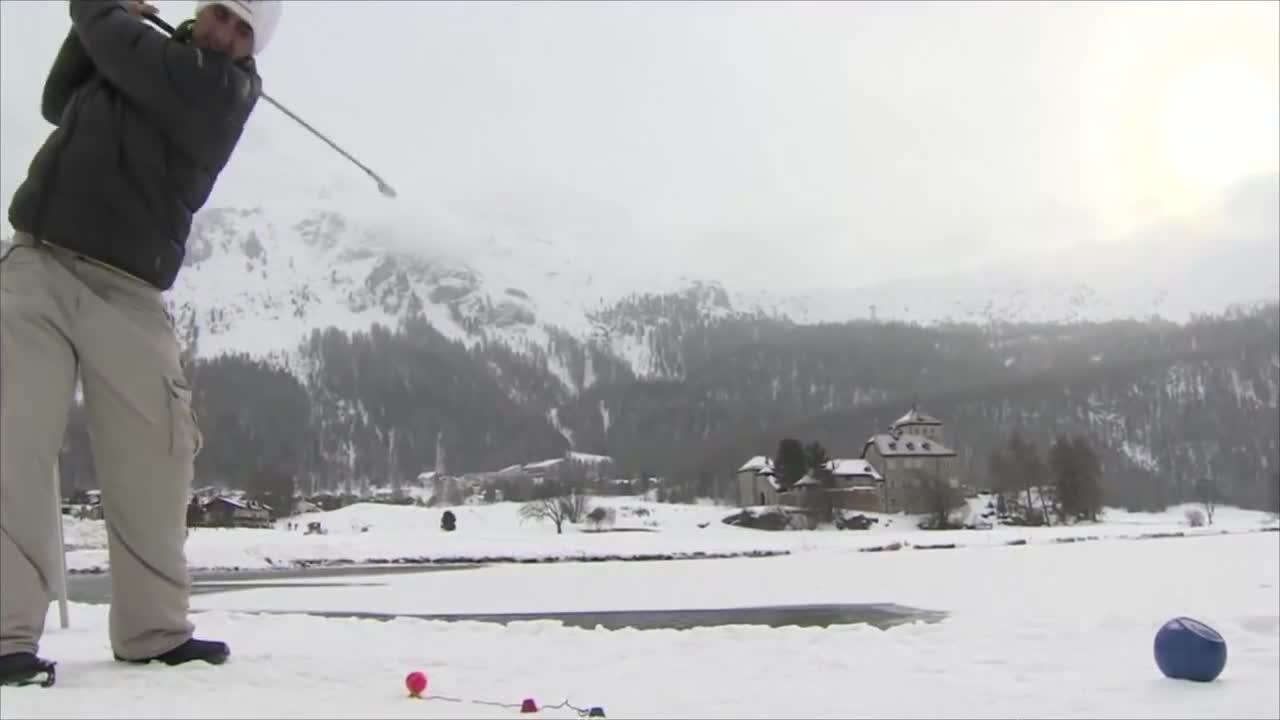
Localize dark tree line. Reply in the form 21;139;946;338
592;305;1278;513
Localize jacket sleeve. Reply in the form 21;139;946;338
68;0;256;122
42;28;97;126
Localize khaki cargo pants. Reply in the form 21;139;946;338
0;232;201;660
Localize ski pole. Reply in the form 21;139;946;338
143;14;398;199
52;461;69;630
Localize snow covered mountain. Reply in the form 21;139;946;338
163;194;739;390
159;178;1277;393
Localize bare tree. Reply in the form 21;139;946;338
1270;471;1280;519
990;431;1049;525
520;498;569;534
994;431;1050;525
906;467;964;529
564;491;590;523
1196;477;1217;526
519;492;593;535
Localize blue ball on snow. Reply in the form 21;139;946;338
1154;617;1227;682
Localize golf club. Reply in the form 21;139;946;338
144;13;397;199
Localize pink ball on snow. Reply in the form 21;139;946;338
405;670;428;697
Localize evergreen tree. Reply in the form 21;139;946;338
1049;434;1077;523
773;438;807;489
803;441;832;484
1070;434;1102;521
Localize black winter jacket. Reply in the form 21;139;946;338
7;0;261;290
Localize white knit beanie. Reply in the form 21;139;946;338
194;0;283;56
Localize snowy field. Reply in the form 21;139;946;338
2;531;1277;719
61;498;1280;572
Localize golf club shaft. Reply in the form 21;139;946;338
144;13;397;198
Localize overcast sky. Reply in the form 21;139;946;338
2;0;1276;291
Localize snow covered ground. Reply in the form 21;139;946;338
3;531;1277;718
60;498;1280;573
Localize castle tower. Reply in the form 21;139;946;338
890;402;945;442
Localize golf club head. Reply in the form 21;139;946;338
377;180;397;199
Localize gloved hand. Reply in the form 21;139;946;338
172;18;197;43
114;0;195;43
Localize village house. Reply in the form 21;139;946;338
736;455;883;511
814;458;885;512
736;455;781;507
305;491;359;512
438;451;620;503
860;405;960;513
521;458;566;483
197;495;273;529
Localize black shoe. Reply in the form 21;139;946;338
114;638;229;666
0;652;57;687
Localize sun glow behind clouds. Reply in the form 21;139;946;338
1161;60;1280;194
1079;1;1279;241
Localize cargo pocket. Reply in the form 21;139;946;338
165;376;203;457
0;245;43;294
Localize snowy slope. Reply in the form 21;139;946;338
162;197;707;383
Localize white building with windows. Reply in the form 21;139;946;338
860;405;960;512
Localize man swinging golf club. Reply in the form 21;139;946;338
0;0;282;686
